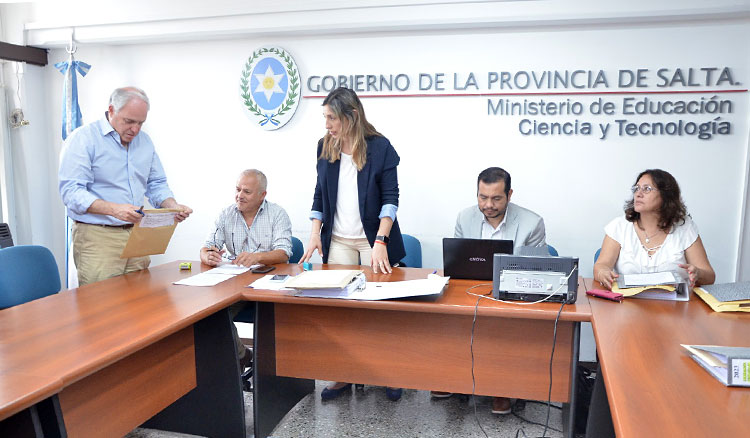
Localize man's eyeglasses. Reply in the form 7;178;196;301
631;185;656;194
212;229;236;260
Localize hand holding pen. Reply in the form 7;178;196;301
108;203;145;223
202;246;226;267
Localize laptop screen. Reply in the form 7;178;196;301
442;238;513;280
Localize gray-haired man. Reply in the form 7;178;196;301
200;169;293;370
59;87;192;286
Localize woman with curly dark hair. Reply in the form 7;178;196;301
594;169;714;290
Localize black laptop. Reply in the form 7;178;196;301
442;238;513;280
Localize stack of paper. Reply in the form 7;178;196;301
612;271;688;301
249;271;450;301
694;282;750;312
682;344;750;386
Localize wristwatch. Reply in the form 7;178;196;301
375;235;390;244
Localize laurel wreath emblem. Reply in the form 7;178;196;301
240;47;300;127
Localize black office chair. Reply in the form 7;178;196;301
0;223;13;248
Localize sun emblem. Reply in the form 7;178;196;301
240;47;300;130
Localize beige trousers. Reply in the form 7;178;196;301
328;235;372;266
72;222;150;286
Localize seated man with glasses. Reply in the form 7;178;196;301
200;168;293;370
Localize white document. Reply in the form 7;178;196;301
249;274;295;291
139;211;177;228
208;264;253;275
622;272;676;287
295;274;449;300
174;271;236;286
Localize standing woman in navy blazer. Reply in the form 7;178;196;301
299;87;406;401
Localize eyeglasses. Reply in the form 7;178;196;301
631;185;656;194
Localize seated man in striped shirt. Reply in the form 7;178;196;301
199;168;293;370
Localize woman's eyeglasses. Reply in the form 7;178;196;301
631;185;656;194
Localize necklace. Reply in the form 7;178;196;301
637;220;660;244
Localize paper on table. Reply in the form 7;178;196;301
294;274;449;300
622;272;676;287
208;264;256;275
174;271;236;286
139;211;177;228
358;274;449;300
248;274;295;291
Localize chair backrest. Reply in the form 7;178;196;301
0;245;61;308
0;223;13;248
594;248;601;264
547;244;559;257
289;236;304;264
399;234;423;268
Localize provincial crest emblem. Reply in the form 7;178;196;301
240;46;300;130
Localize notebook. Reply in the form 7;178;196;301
442;238;513;280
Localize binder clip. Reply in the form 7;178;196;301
179;262;192;270
303;262;313;271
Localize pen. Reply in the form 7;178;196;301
135;205;145;216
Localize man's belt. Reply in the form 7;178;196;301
75;220;134;229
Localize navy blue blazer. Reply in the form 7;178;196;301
312;135;406;265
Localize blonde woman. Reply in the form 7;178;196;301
300;87;405;401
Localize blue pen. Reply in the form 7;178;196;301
136;205;145;216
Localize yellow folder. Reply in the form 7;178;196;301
694;286;750;313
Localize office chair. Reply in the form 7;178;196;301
0;223;13;248
399;234;422;268
547;244;559;257
0;245;61;309
236;236;304;390
289;236;304;264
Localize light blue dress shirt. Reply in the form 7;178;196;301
59;115;174;225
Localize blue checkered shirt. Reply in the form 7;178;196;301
204;200;292;258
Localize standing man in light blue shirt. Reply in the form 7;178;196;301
59;87;192;286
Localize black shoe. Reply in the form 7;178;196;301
385;387;403;401
321;383;352;401
239;348;253;370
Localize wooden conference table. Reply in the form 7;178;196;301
0;262;249;437
589;286;750;437
0;261;591;438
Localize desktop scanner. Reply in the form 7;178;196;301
492;253;579;304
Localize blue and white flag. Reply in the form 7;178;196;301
56;53;91;288
55;54;90;139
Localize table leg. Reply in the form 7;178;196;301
143;308;246;437
562;321;580;438
253;302;315;438
0;396;64;438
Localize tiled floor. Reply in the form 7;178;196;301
128;381;564;438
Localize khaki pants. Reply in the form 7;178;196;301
328;235;372;266
73;222;150;286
